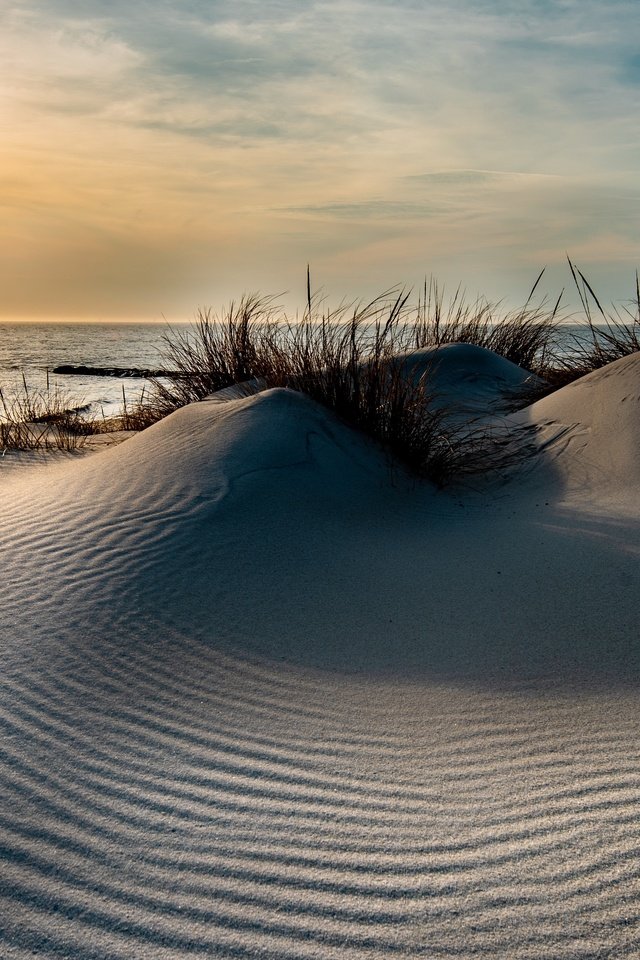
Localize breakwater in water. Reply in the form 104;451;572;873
52;364;179;378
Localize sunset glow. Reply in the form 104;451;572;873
1;0;638;319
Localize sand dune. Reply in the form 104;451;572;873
397;342;544;417
1;350;639;957
519;351;640;510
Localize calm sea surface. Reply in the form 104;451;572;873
0;320;594;418
0;322;175;417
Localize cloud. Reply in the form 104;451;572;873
406;170;562;187
1;0;639;316
280;199;452;220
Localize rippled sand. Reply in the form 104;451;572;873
1;349;639;958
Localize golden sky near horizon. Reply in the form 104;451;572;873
1;0;639;320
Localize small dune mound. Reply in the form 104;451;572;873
396;342;542;418
2;386;389;514
0;388;398;661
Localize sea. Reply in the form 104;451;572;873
0;320;595;420
0;322;178;418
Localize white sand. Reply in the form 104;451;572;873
1;348;639;958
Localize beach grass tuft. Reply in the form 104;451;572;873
144;280;560;484
562;257;640;370
514;261;640;402
0;382;91;452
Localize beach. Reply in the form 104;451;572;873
1;348;639;958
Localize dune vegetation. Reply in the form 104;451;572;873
135;263;639;483
0;380;93;452
2;263;639;482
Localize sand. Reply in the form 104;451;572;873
1;347;639;958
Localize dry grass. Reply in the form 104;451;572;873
562;258;640;369
509;261;640;403
410;269;561;374
0;382;91;452
143;276;560;485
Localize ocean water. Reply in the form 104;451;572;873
0;320;595;420
0;322;175;417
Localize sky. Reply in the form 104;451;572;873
1;0;638;320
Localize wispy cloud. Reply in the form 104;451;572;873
406;170;562;186
280;199;453;220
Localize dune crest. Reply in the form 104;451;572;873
519;352;640;508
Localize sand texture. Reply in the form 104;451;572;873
1;348;639;958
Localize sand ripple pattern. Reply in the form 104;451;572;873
1;397;640;958
2;623;640;958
